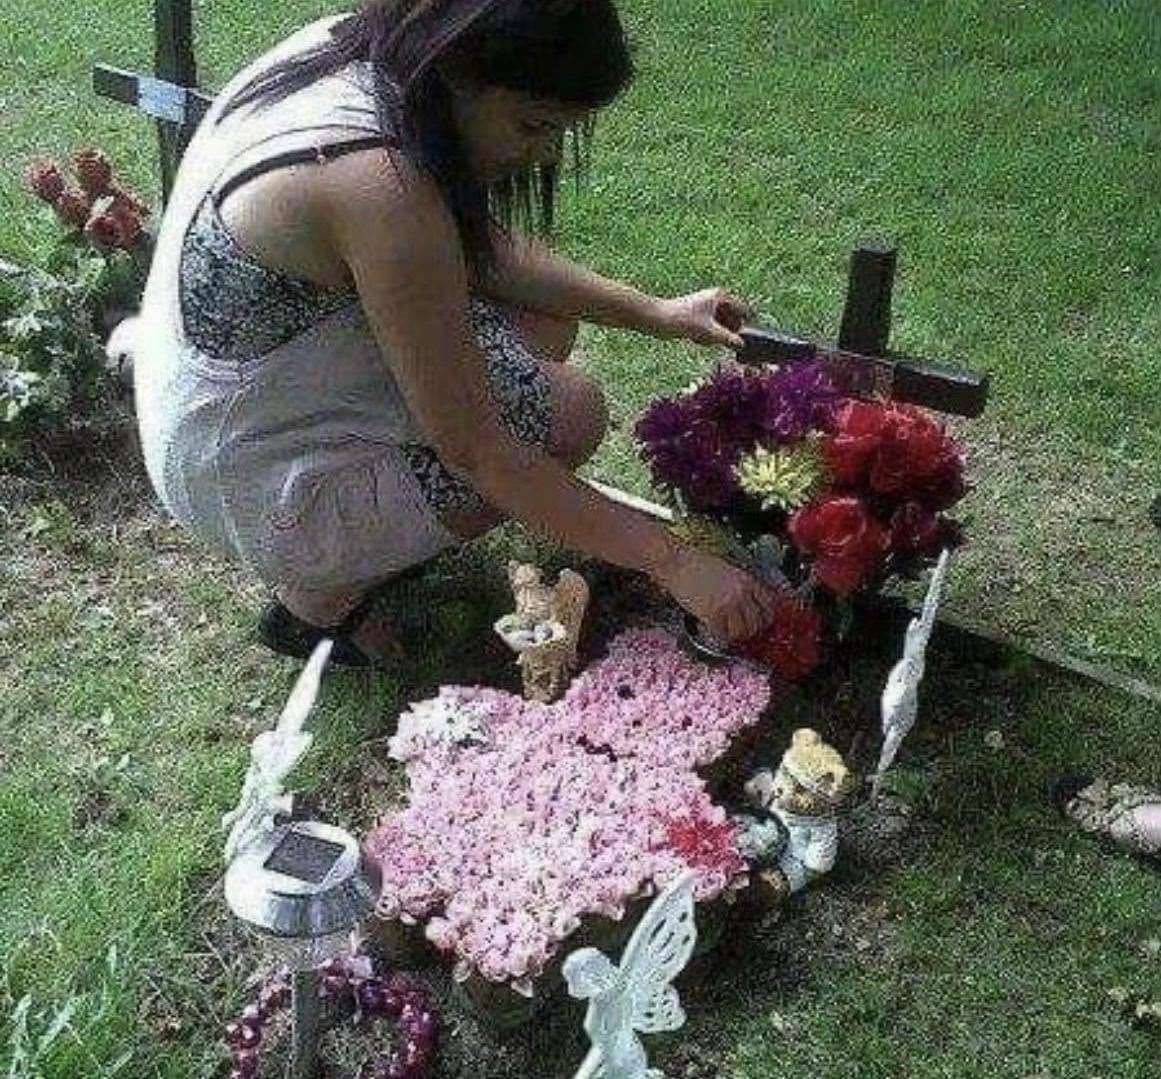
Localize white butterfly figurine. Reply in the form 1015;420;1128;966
221;639;333;862
564;870;698;1079
873;549;951;796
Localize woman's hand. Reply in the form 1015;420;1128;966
652;288;753;350
654;545;779;644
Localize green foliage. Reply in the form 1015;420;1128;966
0;233;143;464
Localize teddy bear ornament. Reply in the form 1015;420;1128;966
735;728;854;907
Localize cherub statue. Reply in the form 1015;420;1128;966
563;870;697;1079
494;561;589;703
736;728;854;907
872;549;951;796
221;639;332;862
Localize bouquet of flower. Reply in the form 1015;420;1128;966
635;362;968;681
24;147;151;252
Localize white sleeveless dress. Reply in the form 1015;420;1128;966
132;14;554;594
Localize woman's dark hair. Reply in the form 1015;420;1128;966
217;1;633;279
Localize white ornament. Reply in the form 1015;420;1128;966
221;639;333;862
773;806;839;893
873;549;951;796
399;695;490;749
564;870;698;1079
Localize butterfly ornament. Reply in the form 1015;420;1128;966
563;870;698;1079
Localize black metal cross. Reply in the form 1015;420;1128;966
738;242;991;418
93;0;211;207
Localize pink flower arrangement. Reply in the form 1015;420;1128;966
365;629;770;995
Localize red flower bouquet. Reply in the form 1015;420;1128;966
636;363;969;681
23;147;151;254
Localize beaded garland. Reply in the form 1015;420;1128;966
223;945;439;1079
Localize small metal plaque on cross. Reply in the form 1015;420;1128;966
92;0;213;205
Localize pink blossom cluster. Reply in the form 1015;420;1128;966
365;629;770;994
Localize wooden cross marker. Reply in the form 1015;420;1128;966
738;242;990;418
93;0;211;207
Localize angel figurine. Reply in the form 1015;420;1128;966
221;639;333;862
495;561;589;703
872;549;951;797
563;870;698;1079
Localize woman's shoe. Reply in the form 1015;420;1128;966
257;590;401;668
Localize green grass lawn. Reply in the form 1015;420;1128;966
2;1;1159;1076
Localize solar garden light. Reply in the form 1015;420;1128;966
221;640;376;1079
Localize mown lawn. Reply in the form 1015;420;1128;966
2;1;1158;1076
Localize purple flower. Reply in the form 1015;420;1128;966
688;370;772;451
634;397;690;446
635;365;840;512
756;362;841;443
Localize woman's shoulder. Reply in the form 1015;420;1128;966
313;149;455;256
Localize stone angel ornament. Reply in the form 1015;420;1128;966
495;561;590;703
872;549;952;797
221;639;333;862
564;870;698;1079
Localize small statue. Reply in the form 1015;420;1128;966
873;549;951;796
737;728;854;907
221;639;332;862
563;869;697;1079
495;561;589;703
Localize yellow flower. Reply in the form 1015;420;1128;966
735;440;824;512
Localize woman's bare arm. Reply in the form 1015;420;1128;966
318;152;680;575
481;231;749;349
482;230;665;333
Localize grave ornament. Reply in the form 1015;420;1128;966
564;870;698;1079
495;560;590;702
735;728;854;908
873;549;952;796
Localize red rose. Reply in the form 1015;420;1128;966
53;186;91;230
823;400;892;484
83;194;141;250
83;200;122;249
912;446;967;511
24;158;65;204
866;434;911;495
739;593;823;682
867;407;931;493
73;148;113;198
789;494;889;596
107;202;143;248
872;406;966;509
890;502;966;557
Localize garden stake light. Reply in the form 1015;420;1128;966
222;640;376;1078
